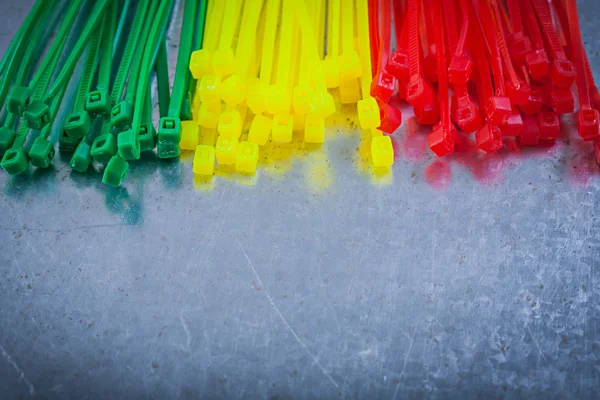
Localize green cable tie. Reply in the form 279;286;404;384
123;1;159;106
117;0;173;161
156;34;171;118
69;118;104;173
62;21;104;142
113;0;132;55
89;119;117;164
0;0;51;112
69;1;123;172
30;1;83;89
180;0;209;123
86;1;118;118
19;3;79;135
181;2;209;123
72;0;132;172
139;84;157;152
5;1;79;118
104;0;172;186
1;1;86;174
164;0;200;118
110;0;150;105
0;3;57;154
181;2;209;122
94;0;150;163
1;60;58;175
42;0;110;103
157;0;207;159
29;84;68;168
110;0;157;130
19;0;109;131
6;0;81;132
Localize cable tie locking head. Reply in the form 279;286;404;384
537;111;560;140
451;91;483;134
370;70;396;103
475;123;503;153
500;108;524;138
448;54;473;87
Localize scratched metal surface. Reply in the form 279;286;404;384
1;0;600;399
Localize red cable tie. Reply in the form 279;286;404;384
446;0;480;133
530;0;576;88
489;0;529;106
584;53;600;111
428;0;456;156
500;107;524;138
522;84;544;115
405;0;438;125
565;0;599;141
370;0;397;103
386;13;410;85
541;80;574;114
392;0;406;44
422;0;438;84
447;0;473;86
537;110;560;140
552;0;600;110
474;0;507;97
470;0;511;127
496;0;512;36
378;99;402;133
506;0;533;66
552;1;568;47
521;0;550;80
520;0;572;114
519;115;540;146
518;65;544;115
468;4;504;152
451;85;482;133
442;0;459;55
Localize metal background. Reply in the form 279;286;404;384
1;0;599;398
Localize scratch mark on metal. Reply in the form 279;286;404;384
473;271;487;301
392;320;419;400
236;238;341;391
0;223;124;234
0;343;35;395
526;324;547;363
179;313;192;352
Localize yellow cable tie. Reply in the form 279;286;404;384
205;0;224;52
339;0;361;83
323;0;340;88
290;0;331;142
235;140;259;174
265;0;294;116
212;0;241;77
316;0;326;61
270;0;299;142
222;0;264;106
247;0;280;116
339;77;361;104
356;0;380;130
293;0;335;121
293;34;312;115
189;0;225;79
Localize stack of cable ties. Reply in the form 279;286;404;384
0;0;207;186
0;0;598;187
187;0;393;177
369;0;600;160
